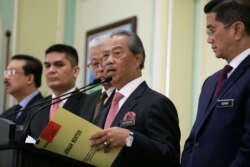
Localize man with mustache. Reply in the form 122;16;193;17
1;55;43;125
90;30;180;167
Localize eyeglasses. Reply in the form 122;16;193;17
206;23;231;37
87;61;102;70
4;69;23;76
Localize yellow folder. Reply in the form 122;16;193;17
35;107;121;167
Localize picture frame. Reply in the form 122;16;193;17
84;16;137;85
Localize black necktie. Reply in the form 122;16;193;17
8;104;22;122
93;92;108;122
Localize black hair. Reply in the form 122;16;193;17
11;54;43;87
45;44;79;66
204;0;250;35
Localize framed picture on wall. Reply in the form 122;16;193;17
84;16;137;86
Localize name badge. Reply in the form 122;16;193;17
217;99;234;108
120;120;135;127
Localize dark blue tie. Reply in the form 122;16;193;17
8;104;22;122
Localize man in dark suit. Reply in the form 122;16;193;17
80;35;114;122
27;44;87;139
89;30;180;167
181;1;250;167
1;54;43;125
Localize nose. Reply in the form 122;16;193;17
46;65;56;73
3;73;10;79
207;35;214;44
102;55;113;68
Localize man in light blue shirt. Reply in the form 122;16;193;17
1;54;44;125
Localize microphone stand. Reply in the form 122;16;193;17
19;77;112;143
2;78;102;120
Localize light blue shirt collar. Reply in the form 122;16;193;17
18;90;40;109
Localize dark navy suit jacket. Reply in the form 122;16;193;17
96;81;180;167
181;55;250;167
1;92;44;125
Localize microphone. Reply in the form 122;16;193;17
1;77;104;120
18;77;112;143
104;76;112;83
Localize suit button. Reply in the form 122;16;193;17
194;142;199;147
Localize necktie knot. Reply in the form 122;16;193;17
7;104;22;122
213;65;233;97
53;97;60;103
113;92;124;103
98;91;108;103
15;104;22;111
222;65;233;77
50;97;60;119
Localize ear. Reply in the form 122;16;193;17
26;74;34;85
135;53;143;69
234;21;245;40
73;66;80;78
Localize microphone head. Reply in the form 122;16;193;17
91;78;102;85
103;76;112;83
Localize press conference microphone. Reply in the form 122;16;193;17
104;76;112;83
19;76;112;143
2;78;103;120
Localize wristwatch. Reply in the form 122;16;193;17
125;131;134;147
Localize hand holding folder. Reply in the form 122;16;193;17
35;108;121;167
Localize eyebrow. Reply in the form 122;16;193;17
206;24;214;29
44;60;64;64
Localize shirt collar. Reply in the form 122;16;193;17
117;76;144;98
229;48;250;73
18;90;40;109
51;87;77;106
102;86;115;97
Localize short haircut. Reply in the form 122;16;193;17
88;34;109;52
204;0;250;35
110;30;145;69
11;54;43;88
45;44;79;66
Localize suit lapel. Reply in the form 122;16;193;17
111;82;147;127
39;96;52;122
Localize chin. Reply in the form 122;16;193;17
48;83;58;89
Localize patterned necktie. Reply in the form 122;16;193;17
8;104;22;122
92;91;108;122
49;97;60;120
104;92;124;129
213;65;233;97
